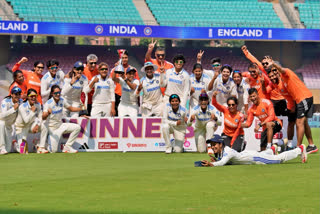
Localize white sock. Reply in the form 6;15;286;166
287;140;293;148
309;144;315;147
267;143;272;149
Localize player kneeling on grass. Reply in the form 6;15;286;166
0;87;22;154
42;85;82;153
241;88;282;151
15;89;48;154
162;94;188;154
200;134;307;167
188;92;219;153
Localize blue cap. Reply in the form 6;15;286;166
11;86;22;94
74;61;84;69
126;66;137;73
206;134;223;144
199;92;209;100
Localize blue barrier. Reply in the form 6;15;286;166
0;21;319;41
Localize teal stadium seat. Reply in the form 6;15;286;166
146;0;284;28
6;0;144;25
295;0;320;29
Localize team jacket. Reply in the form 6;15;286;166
84;75;115;105
41;70;65;103
62;75;89;104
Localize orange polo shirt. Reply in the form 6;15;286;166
212;97;244;146
243;51;285;100
242;72;271;99
246;98;282;130
267;80;295;110
9;82;27;97
280;68;313;104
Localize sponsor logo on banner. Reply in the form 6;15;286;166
183;140;193;151
155;142;166;147
95;25;103;34
127;143;147;148
98;142;118;149
144;27;152;36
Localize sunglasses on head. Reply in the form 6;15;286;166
175;60;184;64
100;68;108;71
262;62;269;66
228;103;236;107
156;54;165;58
212;64;221;67
171;95;179;99
233;70;241;73
89;62;97;65
36;66;44;69
50;66;58;70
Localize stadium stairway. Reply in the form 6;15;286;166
132;0;159;25
0;0;19;21
273;2;292;28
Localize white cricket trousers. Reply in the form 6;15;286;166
63;102;80;118
194;121;216;153
0;121;13;152
91;103;112;117
246;147;302;164
141;101;164;117
118;102;138;117
48;123;81;153
15;122;48;153
162;123;186;153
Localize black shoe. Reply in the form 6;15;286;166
306;145;318;154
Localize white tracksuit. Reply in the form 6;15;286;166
188;104;219;153
212;76;238;106
211;146;302;166
15;101;47;153
189;73;211;110
84;75;115;117
161;68;190;108
162;103;188;153
139;73;163;117
61;75;89;117
0;97;20;152
41;70;65;103
236;78;249;114
43;97;81;153
118;77;139;117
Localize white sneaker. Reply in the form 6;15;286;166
165;147;172;154
0;149;8;155
62;145;78;153
299;144;307;163
37;147;49;154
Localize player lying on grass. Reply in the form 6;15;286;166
200;134;307;167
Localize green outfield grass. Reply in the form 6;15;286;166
0;129;319;214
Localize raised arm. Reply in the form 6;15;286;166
145;38;157;62
208;71;219;91
241;46;267;75
211;92;227;113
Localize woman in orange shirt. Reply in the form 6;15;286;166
212;91;245;152
9;70;27;100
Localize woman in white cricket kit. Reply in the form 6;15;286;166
15;89;48;154
85;62;116;117
232;70;249;115
188;93;219;153
162;94;188;154
0;87;22;154
112;67;139;117
42;85;82;153
189;63;211;111
61;61;89;117
160;54;190;108
201;135;308;167
136;62;163;117
41;59;65;103
208;64;238;107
